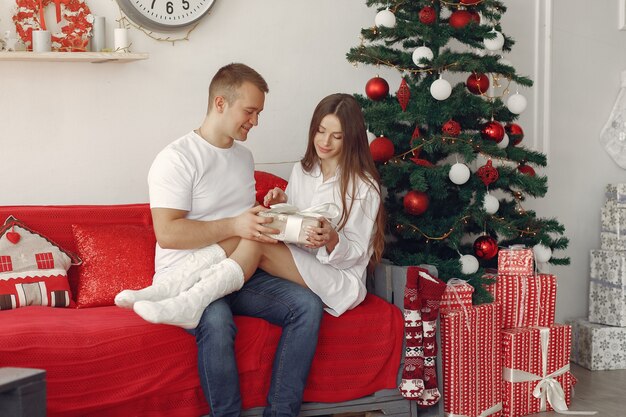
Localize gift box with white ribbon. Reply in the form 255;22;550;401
258;203;339;245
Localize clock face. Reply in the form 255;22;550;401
117;0;217;31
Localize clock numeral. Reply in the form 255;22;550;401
166;1;173;14
183;0;189;10
151;0;156;8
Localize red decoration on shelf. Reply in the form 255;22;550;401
518;164;536;177
481;121;505;143
473;235;499;260
397;78;411;111
365;76;390;101
370;136;395;162
404;191;430;216
505;123;525;146
13;0;93;52
6;229;21;244
449;10;474;29
466;73;490;95
419;6;437;25
442;119;461;137
476;160;499;186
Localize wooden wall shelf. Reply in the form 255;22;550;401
0;51;149;63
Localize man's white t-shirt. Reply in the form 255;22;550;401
148;131;256;275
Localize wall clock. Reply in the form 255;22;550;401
116;0;217;31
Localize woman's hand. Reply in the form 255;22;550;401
263;187;287;207
305;218;338;253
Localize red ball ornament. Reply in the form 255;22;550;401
449;10;473;29
473;235;499;260
518;164;536;176
369;136;395;162
481;121;505;143
476;159;499;186
365;76;390;101
469;10;481;24
404;191;430;216
419;6;436;25
460;0;480;5
466;73;490;95
442;119;461;137
505;123;525;145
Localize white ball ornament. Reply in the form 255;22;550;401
449;163;471;185
533;244;552;263
483;29;505;51
497;133;509;149
507;93;528;114
375;9;396;28
483;194;500;214
460;254;479;275
366;129;377;144
412;46;434;68
430;77;452;101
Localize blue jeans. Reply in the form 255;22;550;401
187;269;324;417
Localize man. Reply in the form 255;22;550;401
119;63;324;417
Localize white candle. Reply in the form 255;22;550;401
32;30;51;52
91;16;105;52
114;28;129;52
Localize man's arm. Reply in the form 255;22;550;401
152;206;279;250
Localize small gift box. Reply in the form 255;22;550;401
589;249;626;326
601;200;626;235
502;324;575;417
600;231;626;250
258;203;339;245
606;183;626;205
441;303;502;417
568;318;626;371
498;245;534;276
440;278;474;313
486;274;556;329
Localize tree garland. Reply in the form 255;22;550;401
13;0;94;51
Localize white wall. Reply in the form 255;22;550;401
1;0;622;321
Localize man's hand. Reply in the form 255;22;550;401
233;206;280;243
263;187;287;207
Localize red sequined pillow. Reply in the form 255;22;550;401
71;224;156;308
254;171;287;206
0;216;81;310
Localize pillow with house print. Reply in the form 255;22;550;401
0;215;82;310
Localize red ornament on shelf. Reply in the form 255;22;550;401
449;10;474;29
369;136;395;162
365;76;389;101
404;191;430;216
473;235;499;260
419;6;436;25
466;73;490;95
505;123;525;145
476;159;499;186
397;78;411;111
442;119;461;137
518;164;536;176
481;121;505;143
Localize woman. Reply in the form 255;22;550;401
119;93;385;328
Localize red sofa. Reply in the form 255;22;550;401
0;173;408;417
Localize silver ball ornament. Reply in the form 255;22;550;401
483;194;500;214
460;254;479;274
412;46;434;68
375;9;396;28
507;93;528;114
430;78;452;101
497;133;509;149
449;163;470;185
484;29;505;51
533;244;552;263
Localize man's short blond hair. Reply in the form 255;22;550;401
208;63;269;113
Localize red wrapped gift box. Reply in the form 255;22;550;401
502;324;575;417
440;279;474;313
441;303;502;417
498;247;534;276
486;274;556;329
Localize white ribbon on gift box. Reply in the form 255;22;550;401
503;327;597;415
265;203;340;243
445;402;502;417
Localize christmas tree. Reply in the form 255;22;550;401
347;1;569;303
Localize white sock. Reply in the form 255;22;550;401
115;244;227;308
133;258;244;329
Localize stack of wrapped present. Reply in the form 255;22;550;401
568;183;626;371
440;246;578;417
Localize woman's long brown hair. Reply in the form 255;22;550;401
301;93;386;269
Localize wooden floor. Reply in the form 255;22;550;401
531;362;626;416
334;363;625;417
